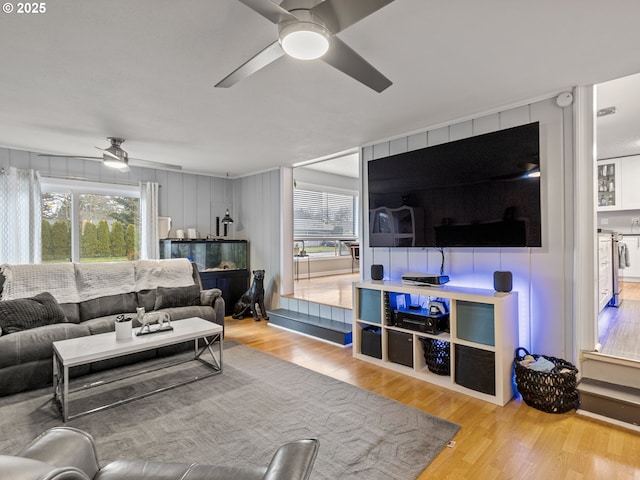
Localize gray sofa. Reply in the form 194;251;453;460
0;427;319;480
0;259;225;396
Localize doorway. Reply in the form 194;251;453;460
289;152;360;309
595;72;640;362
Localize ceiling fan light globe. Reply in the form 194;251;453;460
279;22;329;60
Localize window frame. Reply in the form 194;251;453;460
293;181;359;257
40;177;140;263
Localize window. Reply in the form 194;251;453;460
293;186;358;256
41;179;140;263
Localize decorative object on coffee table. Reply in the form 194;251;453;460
115;315;132;342
232;269;269;322
136;307;173;336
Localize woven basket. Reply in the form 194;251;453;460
420;338;450;376
513;347;579;413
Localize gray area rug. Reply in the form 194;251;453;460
0;342;460;479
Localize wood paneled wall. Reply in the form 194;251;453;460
361;97;575;360
0;148;233;241
233;169;281;309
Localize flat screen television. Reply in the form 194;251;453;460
367;122;541;248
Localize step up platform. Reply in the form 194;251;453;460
267;309;352;346
577;378;640;429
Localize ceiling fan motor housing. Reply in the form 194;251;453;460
106;138;128;159
278;9;330;60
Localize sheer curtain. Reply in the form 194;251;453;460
140;181;159;260
0;167;41;264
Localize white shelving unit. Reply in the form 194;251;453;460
353;281;519;406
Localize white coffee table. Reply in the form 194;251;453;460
53;317;222;422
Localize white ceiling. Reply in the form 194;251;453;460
596;72;640;160
1;0;640;178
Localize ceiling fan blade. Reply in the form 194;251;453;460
237;0;297;24
129;158;182;171
321;37;392;93
38;154;103;160
38;152;181;171
215;41;285;88
94;145;122;161
311;0;394;34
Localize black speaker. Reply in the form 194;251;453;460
371;264;384;280
493;271;512;292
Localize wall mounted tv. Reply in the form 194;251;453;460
367;122;541;248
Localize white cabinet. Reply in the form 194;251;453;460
353;281;518;406
619;155;640;210
598;233;613;311
597;160;621;211
597;156;640;211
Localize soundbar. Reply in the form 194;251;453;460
401;273;450;286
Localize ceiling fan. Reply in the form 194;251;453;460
39;137;182;172
216;0;394;93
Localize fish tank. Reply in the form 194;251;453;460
159;239;248;272
159;239;249;315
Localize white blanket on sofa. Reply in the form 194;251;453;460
0;263;80;303
74;262;136;302
134;259;195;291
1;259;196;304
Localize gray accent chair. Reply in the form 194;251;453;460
0;427;319;480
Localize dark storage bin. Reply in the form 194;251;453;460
388;330;413;368
361;326;382;359
455;344;495;395
420;337;450;375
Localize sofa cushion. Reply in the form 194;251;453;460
136;289;156;312
161;305;216;324
154;285;201;310
0;292;67;335
78;293;138;323
60;303;81;324
81;314;134;335
0;323;90;367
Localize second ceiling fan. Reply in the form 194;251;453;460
216;0;394;93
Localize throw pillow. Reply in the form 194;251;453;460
0;292;67;334
154;285;201;310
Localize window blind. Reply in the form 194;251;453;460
294;188;357;238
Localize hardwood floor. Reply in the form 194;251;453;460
286;272;359;309
599;281;640;361
226;317;640;479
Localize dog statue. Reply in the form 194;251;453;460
136;306;171;335
232;269;269;322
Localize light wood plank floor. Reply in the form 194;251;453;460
286;273;359;309
226;318;640;479
598;281;640;361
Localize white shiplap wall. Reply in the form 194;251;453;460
361;97;574;359
233;169;281;309
0;147;233;240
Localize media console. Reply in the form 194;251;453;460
353;281;518;406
